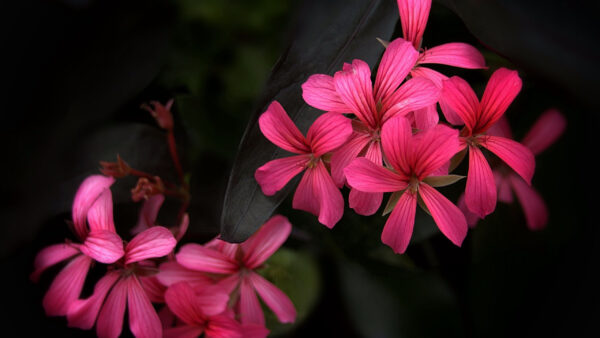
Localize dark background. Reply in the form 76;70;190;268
1;0;598;337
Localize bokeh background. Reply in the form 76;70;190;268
1;0;598;337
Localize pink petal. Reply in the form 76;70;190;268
156;261;213;287
258;101;310;154
374;38;419;103
80;230;124;264
477;68;522;133
132;194;165;235
509;174;548;230
72;175;115;240
240;277;265;325
67;272;120;329
194;285;230;316
306;112;353;157
248;272;296;324
418;183;468;246
486;116;513;139
439;76;479;131
255;155;310;196
216;274;241;294
301;74;349;113
139;276;166;303
495;170;514;203
164;282;205;326
411;124;460;180
381;115;412;175
330;131;371;187
31;243;79;282
458;193;481;227
465;146;497;218
125;226;177;264
397;0;431;48
205;237;239;260
521;108;566;155
381;191;417;254
240;323;269;338
241;214;292;269
333;59;378;128
128;276;163;338
344;158;408;193
410;66;448;88
205;315;243;338
478;135;535;184
348;141;384;215
292;160;344;228
382;77;440;122
97;277;127;338
87;189;116;233
413;104;439;130
43;254;92;316
418;42;486;69
164;326;204;338
176;244;238;274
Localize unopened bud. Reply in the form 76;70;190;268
141;99;175;130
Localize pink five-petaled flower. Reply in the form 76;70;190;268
31;175;125;316
344;116;467;254
302;38;440;216
255;101;352;228
440;68;535;219
171;215;297;326
64;198;177;338
460;109;566;230
397;0;486;126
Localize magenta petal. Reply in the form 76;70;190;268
31;243;79;282
43;254;92;316
381;115;413;174
249;272;296;324
411;124;460;179
418;42;486;69
127;276;162;338
292;160;344;228
344;158;408;193
255;155;309;196
80;230;124;264
306;112;353;157
509;174;548;230
205;315;244;338
258;101;310;154
176;244;238;274
458;193;481;227
521;108;566;155
374;38;419;102
240;323;269;338
125;226;177;264
477;68;522;133
349;189;384;216
164;282;204;326
72;175;115;240
164;326;204;338
413;104;440;131
301;74;349;113
97;277;128;338
195;286;229;316
486;116;513;139
410;66;448;88
241;215;292;269
381;191;417;254
419;183;468;246
156;261;213;287
495;171;514;204
439;76;479;131
382;77;440;121
465;146;497;218
479;135;535;184
87;189;116;233
132;194;165;235
330;132;371;187
333;59;378;127
240;277;265;325
67;272;120;329
139;276;166;303
397;0;432;48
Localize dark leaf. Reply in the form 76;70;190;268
220;0;400;242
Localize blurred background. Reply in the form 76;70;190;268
1;0;598;337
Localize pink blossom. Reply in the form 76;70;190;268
167;215;297;326
31;175;124;316
460;109;566;229
439;68;535;219
344;116;467;253
302;38;440;216
255;101;352;228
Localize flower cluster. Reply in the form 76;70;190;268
255;0;565;254
32;101;297;337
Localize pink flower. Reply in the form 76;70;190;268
31;175;124;316
302;38;440;216
344;116;467;253
440;68;535;218
460;109;566;230
255;101;352;228
169;215;297;326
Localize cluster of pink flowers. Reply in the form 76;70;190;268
255;0;565;254
32;102;297;337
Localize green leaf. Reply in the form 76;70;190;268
422;175;465;187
